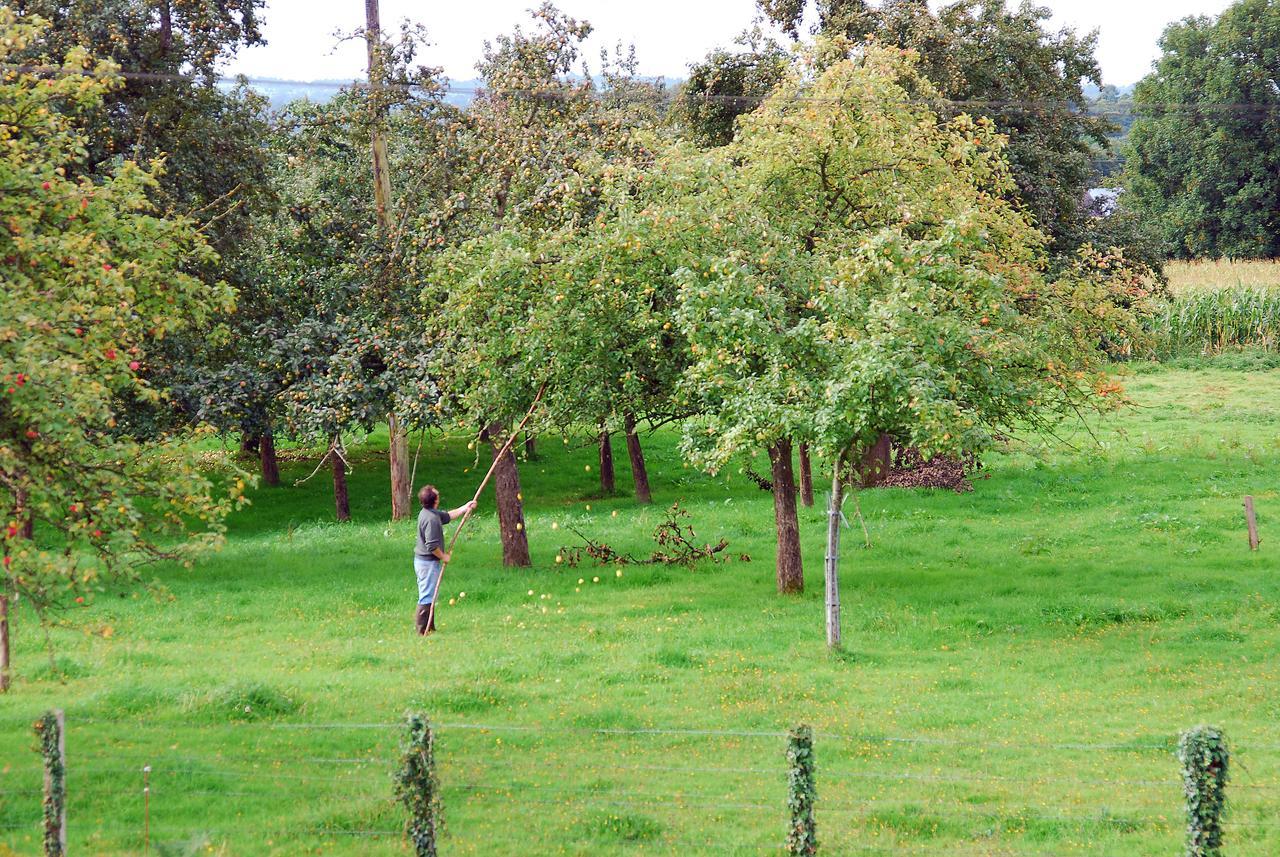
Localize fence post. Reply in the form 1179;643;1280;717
1243;496;1260;551
786;724;817;855
395;713;440;857
1178;725;1229;857
143;764;151;853
35;709;66;857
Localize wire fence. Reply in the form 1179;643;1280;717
2;716;1279;854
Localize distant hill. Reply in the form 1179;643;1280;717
216;76;484;111
1083;82;1137;100
217;75;675;113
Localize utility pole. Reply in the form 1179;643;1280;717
365;0;412;520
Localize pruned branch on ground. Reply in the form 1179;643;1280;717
559;502;730;567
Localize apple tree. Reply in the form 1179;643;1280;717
0;10;246;689
672;44;1142;598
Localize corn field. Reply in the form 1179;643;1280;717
1150;287;1280;357
1165;259;1280;295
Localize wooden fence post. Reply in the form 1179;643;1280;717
1243;496;1259;551
785;724;817;855
395;714;440;857
36;709;66;856
1178;725;1229;857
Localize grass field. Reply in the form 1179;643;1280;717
3;364;1280;856
1166;259;1280;295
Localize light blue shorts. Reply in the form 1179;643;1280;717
414;557;443;605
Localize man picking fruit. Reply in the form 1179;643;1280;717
414;485;476;635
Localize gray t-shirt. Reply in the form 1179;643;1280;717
415;508;451;558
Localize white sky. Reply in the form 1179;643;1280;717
225;0;1238;87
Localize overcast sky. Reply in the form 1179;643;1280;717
225;1;1238;87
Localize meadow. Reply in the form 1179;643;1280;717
2;363;1280;856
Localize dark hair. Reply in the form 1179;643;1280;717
418;485;439;509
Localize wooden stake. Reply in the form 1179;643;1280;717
824;448;848;650
41;709;66;856
1244;496;1260;551
143;764;151;853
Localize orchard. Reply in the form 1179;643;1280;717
3;1;1280;854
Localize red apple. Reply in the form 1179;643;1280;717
129;360;140;371
41;181;51;190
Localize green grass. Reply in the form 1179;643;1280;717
4;366;1280;855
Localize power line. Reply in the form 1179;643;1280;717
5;63;1280;113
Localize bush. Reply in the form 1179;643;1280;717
186;681;300;722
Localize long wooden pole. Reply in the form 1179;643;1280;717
427;384;547;629
364;0;412;521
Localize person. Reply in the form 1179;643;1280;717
414;485;476;635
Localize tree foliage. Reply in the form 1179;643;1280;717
666;45;1140;589
1;10;245;636
1124;0;1280;259
750;0;1111;251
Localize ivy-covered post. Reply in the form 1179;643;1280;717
395;713;440;857
1178;726;1229;857
786;724;817;855
35;709;66;856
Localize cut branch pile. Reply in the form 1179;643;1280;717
559;503;730;567
878;446;977;493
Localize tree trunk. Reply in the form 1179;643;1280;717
259;423;280;487
624;413;652;504
524;432;536;460
331;439;351;522
824;448;849;649
158;0;173;51
388;412;411;520
798;442;814;508
598;428;616;494
859;432;892;488
489;421;531;567
768;439;804;594
0;594;9;693
2;492;29;692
